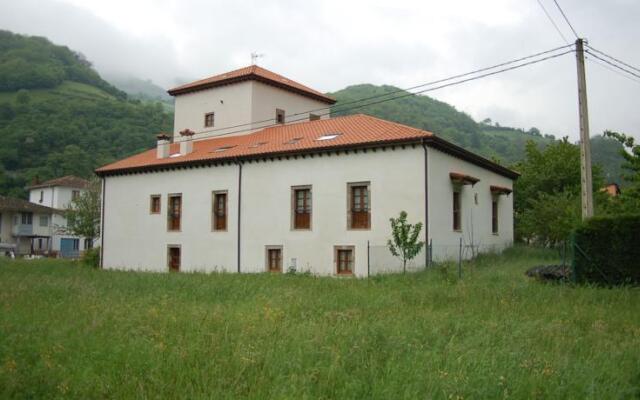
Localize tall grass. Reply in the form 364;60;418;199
0;247;638;399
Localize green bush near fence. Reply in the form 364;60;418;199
573;214;640;284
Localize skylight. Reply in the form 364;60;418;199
249;142;268;148
316;133;341;141
169;153;182;158
284;137;303;145
211;145;236;153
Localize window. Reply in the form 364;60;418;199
292;187;311;230
453;191;461;231
168;194;182;231
213;192;227;231
72;239;80;251
21;212;33;225
150;195;161;214
168;246;181;272
38;238;43;250
266;246;282;272
39;190;43;203
84;238;93;250
492;199;499;234
309;114;320;121
335;246;354;275
316;133;340;141
39;215;48;227
348;183;370;229
72;190;80;201
276;108;285;124
204;112;215;128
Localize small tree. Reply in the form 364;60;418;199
387;211;425;273
63;178;101;243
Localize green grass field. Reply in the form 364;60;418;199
1;247;638;399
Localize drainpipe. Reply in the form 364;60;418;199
236;159;242;273
422;139;429;266
100;177;105;268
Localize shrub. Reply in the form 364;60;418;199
81;246;100;268
573;214;640;284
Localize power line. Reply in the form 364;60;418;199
535;0;569;44
585;50;640;80
586;56;640;85
552;0;580;39
177;49;575;142
179;44;574;141
585;44;640;74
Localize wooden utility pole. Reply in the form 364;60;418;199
575;38;594;219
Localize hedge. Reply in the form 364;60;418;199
573;214;640;284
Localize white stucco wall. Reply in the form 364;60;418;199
250;81;330;129
29;187;54;207
427;147;514;261
0;211;12;244
172;81;253;138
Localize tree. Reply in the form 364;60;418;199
387;211;425;273
602;130;640;212
63;178;101;242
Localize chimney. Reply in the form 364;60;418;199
179;129;195;155
156;133;171;159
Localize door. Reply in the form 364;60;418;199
267;248;282;272
60;238;79;258
168;247;181;272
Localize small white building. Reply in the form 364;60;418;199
0;195;58;256
97;65;518;276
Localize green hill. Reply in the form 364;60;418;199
104;73;174;112
0;30;172;198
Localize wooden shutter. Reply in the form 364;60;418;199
351;185;370;229
453;192;461;231
268;249;282;272
294;189;311;229
337;249;353;274
492;199;498;234
214;193;227;230
168;195;181;231
168;247;180;271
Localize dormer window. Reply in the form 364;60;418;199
204;112;215;128
276;109;285;124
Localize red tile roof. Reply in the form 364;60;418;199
0;195;58;214
27;175;89;190
95;114;519;179
168;65;336;104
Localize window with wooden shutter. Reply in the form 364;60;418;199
168;246;181;272
204;112;215;127
335;247;354;275
168;194;182;231
492;199;499;234
150;195;161;214
266;247;282;272
213;192;227;231
349;183;370;229
293;187;311;230
453;191;461;231
276;109;285;124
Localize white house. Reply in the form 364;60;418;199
26;175;93;257
0;195;58;256
96;65;518;276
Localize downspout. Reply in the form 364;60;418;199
236;159;242;273
100;177;106;268
422;139;429;266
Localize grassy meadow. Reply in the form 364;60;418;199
0;247;639;399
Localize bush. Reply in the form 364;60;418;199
573;214;640;284
81;246;100;268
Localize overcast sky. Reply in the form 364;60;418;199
1;0;638;141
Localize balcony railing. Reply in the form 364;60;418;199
12;224;33;236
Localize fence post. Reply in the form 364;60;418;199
367;240;370;278
458;237;462;279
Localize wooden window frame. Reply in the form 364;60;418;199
334;245;355;275
291;185;312;230
167;193;182;232
347;182;371;230
212;191;228;231
150;194;161;214
276;108;285;124
265;245;283;273
21;212;33;225
491;197;499;235
204;112;215;128
167;245;181;272
453;189;461;232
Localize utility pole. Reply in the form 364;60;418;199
575;38;593;219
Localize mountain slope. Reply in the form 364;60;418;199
0;31;172;197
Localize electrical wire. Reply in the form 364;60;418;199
535;0;569;44
585;44;640;74
177;44;575;141
585;50;640;80
552;0;580;39
176;49;575;142
586;56;640;85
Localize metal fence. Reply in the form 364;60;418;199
366;239;512;276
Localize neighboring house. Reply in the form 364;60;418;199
96;65;518;276
26;175;93;257
0;195;58;256
602;183;621;197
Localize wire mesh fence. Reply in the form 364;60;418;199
366;239;512;276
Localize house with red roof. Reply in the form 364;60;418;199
96;65;517;275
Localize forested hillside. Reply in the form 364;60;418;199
329;84;625;181
0;31;172;197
